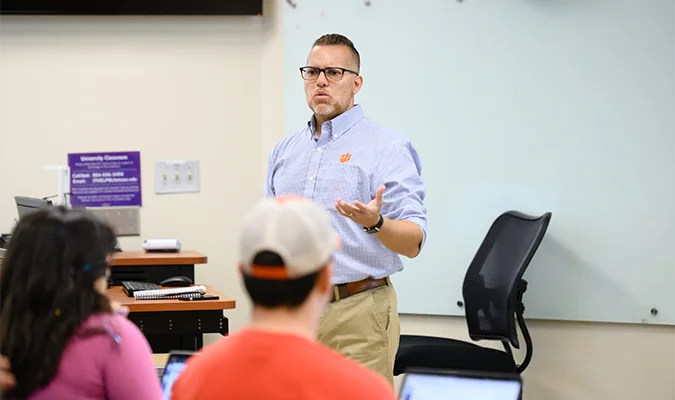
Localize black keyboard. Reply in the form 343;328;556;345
122;281;161;297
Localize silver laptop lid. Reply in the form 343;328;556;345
14;196;53;219
399;368;522;400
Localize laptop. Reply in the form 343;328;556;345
399;368;522;400
15;196;52;219
159;351;195;400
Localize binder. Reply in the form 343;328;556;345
133;285;207;300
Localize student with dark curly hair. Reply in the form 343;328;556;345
0;206;161;400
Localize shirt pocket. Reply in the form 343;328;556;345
314;162;369;209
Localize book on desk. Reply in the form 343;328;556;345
132;285;208;300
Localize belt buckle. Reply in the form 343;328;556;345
331;285;341;302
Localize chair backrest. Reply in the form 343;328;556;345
462;211;551;347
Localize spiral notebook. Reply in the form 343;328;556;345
133;285;207;300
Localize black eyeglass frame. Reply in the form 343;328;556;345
299;66;359;81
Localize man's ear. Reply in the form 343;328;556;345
352;75;363;96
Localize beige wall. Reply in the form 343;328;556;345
0;1;673;399
398;315;674;399
0;5;281;334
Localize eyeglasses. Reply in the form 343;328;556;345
299;66;359;82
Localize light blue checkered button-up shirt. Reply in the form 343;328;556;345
265;105;427;284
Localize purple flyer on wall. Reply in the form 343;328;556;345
68;151;142;207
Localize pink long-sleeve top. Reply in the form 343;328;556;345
23;312;162;400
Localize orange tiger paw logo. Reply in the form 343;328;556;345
340;153;352;163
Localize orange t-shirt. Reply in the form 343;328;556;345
171;328;396;400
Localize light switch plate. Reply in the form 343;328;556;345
154;160;200;194
87;206;141;236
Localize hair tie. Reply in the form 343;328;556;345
55;308;61;316
83;264;91;271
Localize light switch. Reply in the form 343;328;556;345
154;160;200;194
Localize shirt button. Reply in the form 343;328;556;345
317;147;322;152
309;176;314;181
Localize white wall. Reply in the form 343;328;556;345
0;1;672;399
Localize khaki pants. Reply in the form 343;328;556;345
317;280;400;386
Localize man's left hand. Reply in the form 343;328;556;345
335;185;385;228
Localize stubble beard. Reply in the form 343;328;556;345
311;101;339;121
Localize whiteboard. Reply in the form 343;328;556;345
282;0;675;325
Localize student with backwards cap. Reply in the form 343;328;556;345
171;195;396;400
0;206;162;400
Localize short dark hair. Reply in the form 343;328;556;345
243;251;322;309
0;206;116;398
312;33;360;72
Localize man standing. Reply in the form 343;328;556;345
265;33;427;384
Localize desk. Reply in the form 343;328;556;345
108;284;235;352
108;251;231;352
109;250;207;285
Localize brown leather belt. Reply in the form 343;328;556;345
330;277;388;302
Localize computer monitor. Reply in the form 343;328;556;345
14;196;53;219
399;368;522;400
160;351;194;400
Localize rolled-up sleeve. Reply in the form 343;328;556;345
377;141;428;248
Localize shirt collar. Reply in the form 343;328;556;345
307;104;364;141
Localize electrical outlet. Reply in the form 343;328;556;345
87;206;141;236
154;160;200;194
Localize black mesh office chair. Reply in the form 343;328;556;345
394;211;552;376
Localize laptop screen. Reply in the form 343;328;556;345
160;352;193;399
399;370;522;400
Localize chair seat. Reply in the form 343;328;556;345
394;334;517;376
